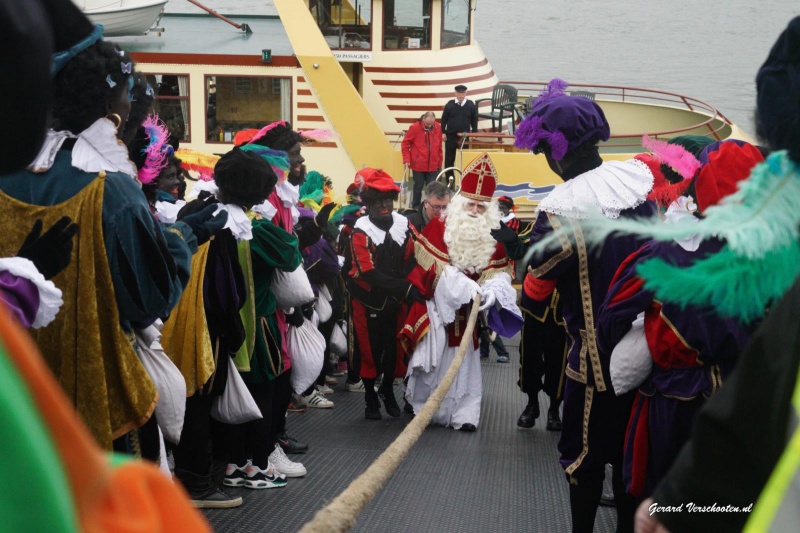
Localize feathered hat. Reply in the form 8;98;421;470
514;79;610;161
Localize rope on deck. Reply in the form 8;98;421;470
297;296;482;533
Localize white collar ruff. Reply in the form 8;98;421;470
214;203;253;242
30;117;138;179
538;159;654;220
276;180;299;208
354;212;409;246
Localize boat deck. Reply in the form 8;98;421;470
202;345;617;532
111;14;292;56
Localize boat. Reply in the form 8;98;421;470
113;0;750;214
75;0;168;37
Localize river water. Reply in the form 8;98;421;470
166;0;799;135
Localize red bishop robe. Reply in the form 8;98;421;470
399;216;513;355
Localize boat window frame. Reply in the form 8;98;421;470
440;0;472;49
311;0;374;51
382;0;433;52
142;71;192;143
204;74;294;145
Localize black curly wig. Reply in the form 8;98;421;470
251;121;305;151
52;40;133;133
213;148;278;208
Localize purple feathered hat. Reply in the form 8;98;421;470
514;79;610;161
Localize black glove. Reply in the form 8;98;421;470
301;302;315;321
407;284;425;303
315;202;337;229
17;217;79;279
490;221;518;244
179;203;228;246
286;307;305;327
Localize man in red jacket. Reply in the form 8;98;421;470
402;112;444;208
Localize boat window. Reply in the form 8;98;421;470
310;0;372;50
383;0;432;50
145;74;190;141
441;0;470;48
206;75;292;144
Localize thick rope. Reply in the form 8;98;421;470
298;296;483;533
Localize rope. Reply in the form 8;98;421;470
298;296;483;533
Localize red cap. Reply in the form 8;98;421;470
459;153;498;202
695;142;764;212
233;129;259;147
355;168;400;193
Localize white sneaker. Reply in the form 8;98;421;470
301;389;334;408
269;444;307;477
324;374;339;385
317;384;334;395
346;379;365;392
244;460;287;489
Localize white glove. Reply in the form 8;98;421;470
478;287;496;312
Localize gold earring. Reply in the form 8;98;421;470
107;113;122;131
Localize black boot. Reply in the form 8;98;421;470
569;479;603;533
174;468;243;509
363;378;382;420
379;385;402;417
517;396;539;428
546;397;562;431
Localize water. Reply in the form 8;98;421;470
166;0;800;135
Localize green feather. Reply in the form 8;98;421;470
300;170;326;202
637;242;800;323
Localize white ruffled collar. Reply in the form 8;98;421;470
252;199;278;221
29;118;138;179
537;159;653;220
354;212;409;246
276;180;299;207
154;200;186;224
664;196;701;251
214;203;253;241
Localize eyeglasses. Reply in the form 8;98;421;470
426;202;447;211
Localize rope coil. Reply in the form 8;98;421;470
298;296;482;533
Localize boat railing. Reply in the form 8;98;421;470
384;80;731;151
502;80;732;147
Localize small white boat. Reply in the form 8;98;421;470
74;0;168;37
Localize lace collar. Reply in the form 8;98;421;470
354;212;409;246
537;159;653;220
30;118;138;179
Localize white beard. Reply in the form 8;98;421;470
443;195;502;274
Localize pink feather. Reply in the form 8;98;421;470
300;128;336;142
642;134;701;179
250;120;288;144
138;114;171;184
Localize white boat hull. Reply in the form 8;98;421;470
78;0;168;36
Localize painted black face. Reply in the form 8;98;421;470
368;196;394;223
157;165;181;196
107;85;132;139
286;142;305;185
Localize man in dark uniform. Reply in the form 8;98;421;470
440;84;478;179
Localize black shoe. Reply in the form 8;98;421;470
403;399;414;414
365;393;382;420
546;406;562;432
276;433;309;454
175;468;243;509
459;423;477;432
517;401;540;429
379;387;401;418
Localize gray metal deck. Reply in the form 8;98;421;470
203;346;617;532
